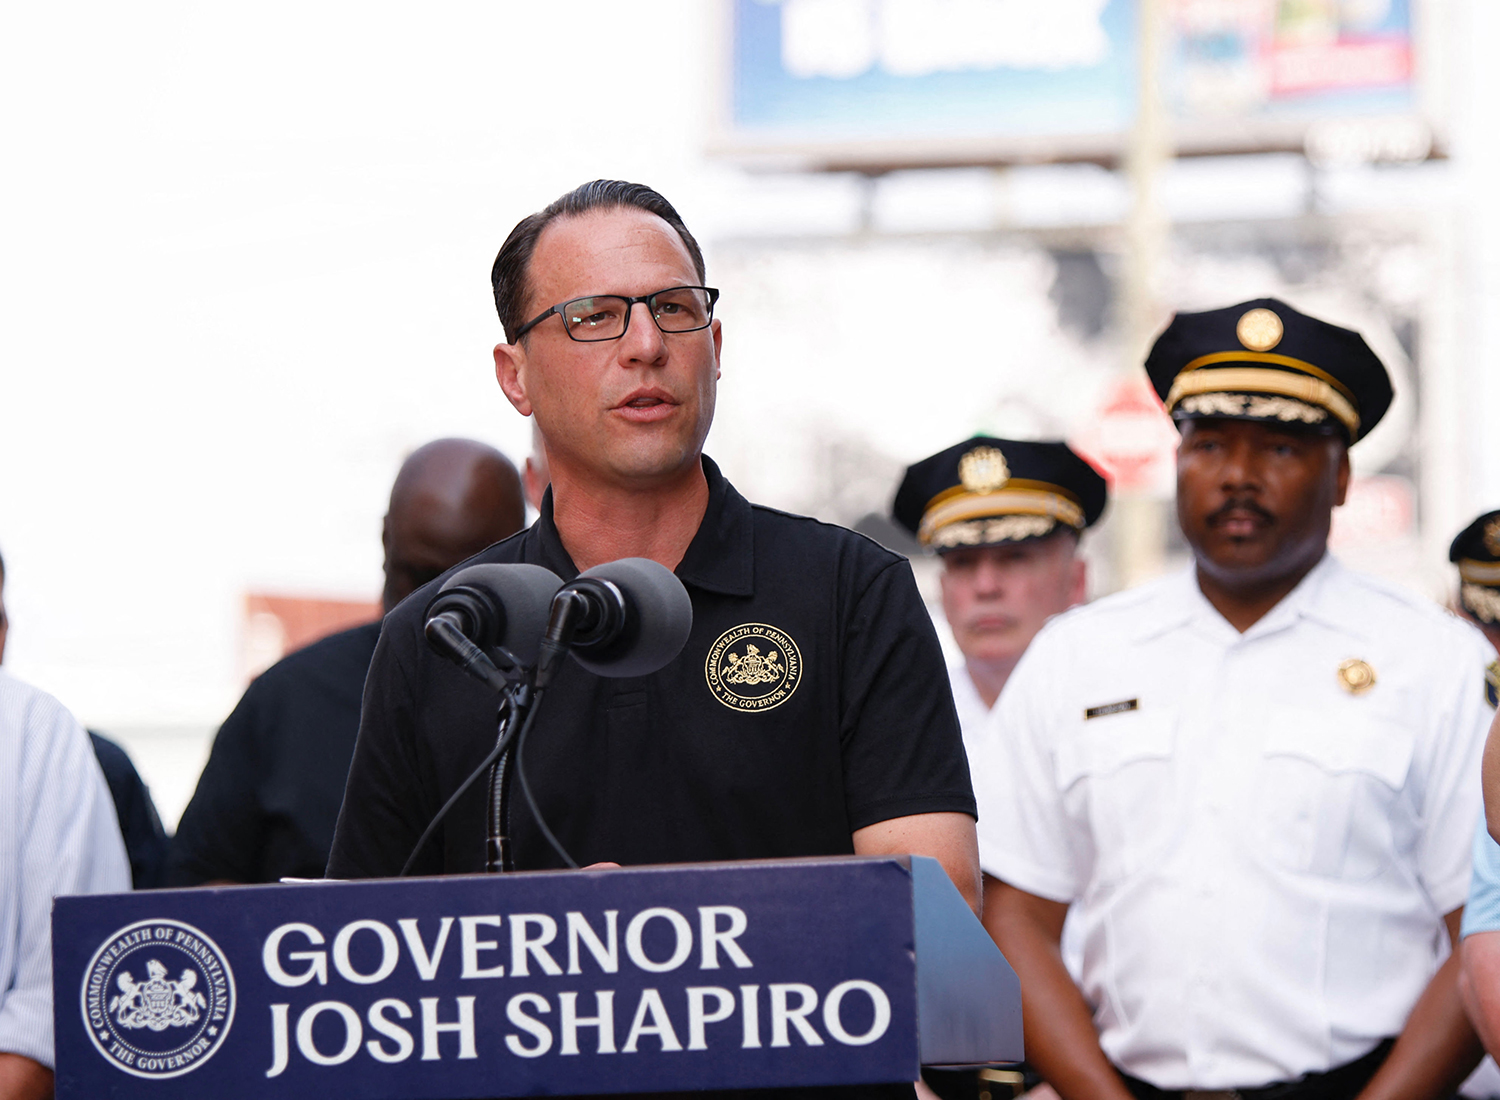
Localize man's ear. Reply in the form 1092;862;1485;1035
1333;443;1351;508
711;317;723;380
494;342;533;416
1069;556;1088;608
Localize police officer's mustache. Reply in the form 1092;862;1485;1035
1207;498;1274;526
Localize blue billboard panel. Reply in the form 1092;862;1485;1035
720;0;1424;166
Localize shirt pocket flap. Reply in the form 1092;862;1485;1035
1056;708;1175;788
1261;710;1413;789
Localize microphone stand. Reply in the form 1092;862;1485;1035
485;682;532;873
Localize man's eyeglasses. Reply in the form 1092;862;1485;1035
513;286;720;343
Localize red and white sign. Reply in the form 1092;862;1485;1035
1329;475;1416;550
1070;374;1180;496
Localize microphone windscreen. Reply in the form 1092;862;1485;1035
571;558;693;678
438;563;563;667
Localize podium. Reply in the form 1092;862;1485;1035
53;855;1021;1098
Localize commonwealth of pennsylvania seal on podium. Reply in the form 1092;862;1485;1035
706;623;803;712
82;918;236;1079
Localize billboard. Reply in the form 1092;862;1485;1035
714;0;1434;170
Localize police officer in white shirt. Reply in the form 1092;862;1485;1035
892;437;1105;743
974;299;1492;1100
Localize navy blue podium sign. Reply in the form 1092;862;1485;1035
53;855;1021;1098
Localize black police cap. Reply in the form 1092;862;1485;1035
1450;510;1500;625
892;437;1107;552
1145;297;1393;443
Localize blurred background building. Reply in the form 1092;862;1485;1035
2;0;1497;826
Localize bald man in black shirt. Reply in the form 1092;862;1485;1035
169;438;525;885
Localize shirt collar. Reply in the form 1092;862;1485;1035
1129;565;1210;643
530;454;755;597
1130;551;1345;645
1279;553;1373;642
673;455;756;596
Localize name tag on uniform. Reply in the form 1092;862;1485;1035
1084;698;1139;720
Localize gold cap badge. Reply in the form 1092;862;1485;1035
1337;658;1376;695
1237;308;1284;352
1485;517;1500;557
958;446;1010;494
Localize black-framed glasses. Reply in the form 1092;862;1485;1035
513;285;720;343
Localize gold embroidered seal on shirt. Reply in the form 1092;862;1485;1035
1486;660;1499;709
957;446;1010;494
705;623;802;712
1236;307;1284;352
1337;658;1376;695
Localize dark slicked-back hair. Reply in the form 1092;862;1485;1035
491;180;706;343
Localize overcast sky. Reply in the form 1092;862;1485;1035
4;0;1499;743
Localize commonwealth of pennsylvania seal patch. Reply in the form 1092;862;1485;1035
82;919;235;1079
706;623;802;711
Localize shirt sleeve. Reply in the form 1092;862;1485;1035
972;627;1084;903
1463;819;1500;937
167;684;269;885
1;693;130;1067
836;558;976;831
326;623;434;878
1417;630;1494;914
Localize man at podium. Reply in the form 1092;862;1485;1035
328;182;979;927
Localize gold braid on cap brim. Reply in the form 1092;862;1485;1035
1462;583;1500;625
1165;356;1361;439
1459;559;1500;585
918;486;1084;548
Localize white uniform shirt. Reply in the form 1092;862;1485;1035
971;555;1492;1091
0;671;131;1068
948;657;992;752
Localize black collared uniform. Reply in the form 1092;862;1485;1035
173;621;382;884
328;457;975;877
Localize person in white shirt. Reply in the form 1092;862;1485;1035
0;551;132;1100
891;437;1106;744
975;299;1492;1100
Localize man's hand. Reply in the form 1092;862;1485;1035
0;1052;53;1100
1355;909;1482;1100
852;812;980;916
982;876;1134;1100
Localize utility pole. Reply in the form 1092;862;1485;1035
1115;0;1173;588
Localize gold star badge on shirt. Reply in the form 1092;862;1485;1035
1338;658;1376;695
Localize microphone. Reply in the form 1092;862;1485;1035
534;558;693;686
424;563;564;689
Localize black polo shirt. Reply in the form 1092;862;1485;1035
327;457;974;878
171;621;382;884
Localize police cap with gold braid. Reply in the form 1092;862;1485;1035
893;437;1107;552
1145;297;1393;443
1450;510;1500;626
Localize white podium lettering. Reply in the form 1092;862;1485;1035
698;907;753;969
559;990;617;1055
623;989;682;1053
264;923;327;987
459;916;505;979
566;910;619;974
822;980;891;1046
625;908;692;973
509;914;563;977
297;1001;362;1065
333;921;400;985
685;987;735;1050
366;998;415;1062
420;996;476;1060
769;983;823;1047
397;917;454;981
